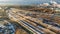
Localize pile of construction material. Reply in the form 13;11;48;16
0;20;29;34
0;20;15;34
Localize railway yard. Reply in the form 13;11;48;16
0;7;60;34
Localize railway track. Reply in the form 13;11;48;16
15;12;60;34
8;11;43;34
6;8;60;34
10;8;60;24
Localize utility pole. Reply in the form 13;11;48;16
1;6;10;19
50;0;56;14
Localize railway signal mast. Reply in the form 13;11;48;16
50;0;56;14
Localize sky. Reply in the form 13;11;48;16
0;0;59;5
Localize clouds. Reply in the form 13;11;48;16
0;0;59;5
0;0;49;2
